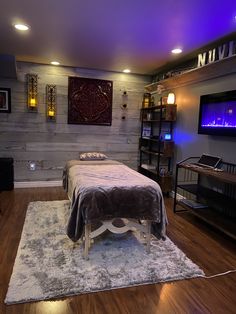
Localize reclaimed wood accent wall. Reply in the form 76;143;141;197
0;62;151;182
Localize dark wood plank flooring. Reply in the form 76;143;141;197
0;187;235;314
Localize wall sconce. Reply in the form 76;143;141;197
167;92;176;105
27;74;38;111
46;84;56;121
121;90;128;120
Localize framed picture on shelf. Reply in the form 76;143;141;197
161;96;168;105
142;126;151;137
0;88;11;113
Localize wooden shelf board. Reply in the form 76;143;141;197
141;137;159;143
176;203;236;240
191;207;236;240
141;105;169;110
141;137;174;144
141;149;163;156
180;164;236;185
142;119;175;123
177;184;198;194
145;55;236;92
178;184;236;207
140;165;157;174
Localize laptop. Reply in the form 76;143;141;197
191;154;222;169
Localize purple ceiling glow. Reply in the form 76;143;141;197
0;0;236;74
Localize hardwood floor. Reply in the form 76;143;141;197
0;187;235;314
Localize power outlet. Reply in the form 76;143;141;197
29;161;36;171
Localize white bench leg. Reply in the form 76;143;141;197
84;224;91;260
83;220;151;258
146;221;151;253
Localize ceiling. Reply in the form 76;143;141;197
0;0;236;75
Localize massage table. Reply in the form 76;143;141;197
63;160;167;258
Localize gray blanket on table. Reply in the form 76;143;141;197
63;160;167;242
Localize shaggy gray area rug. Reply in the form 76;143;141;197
5;200;204;304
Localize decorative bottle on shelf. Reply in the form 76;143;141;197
142;93;151;108
159;168;166;177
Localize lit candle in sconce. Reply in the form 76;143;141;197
27;74;38;111
30;98;36;107
48;110;55;117
46;84;56;121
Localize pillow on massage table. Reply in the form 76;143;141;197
79;152;108;160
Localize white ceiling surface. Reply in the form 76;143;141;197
0;0;236;74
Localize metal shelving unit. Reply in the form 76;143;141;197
138;99;177;194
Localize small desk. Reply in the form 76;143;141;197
173;157;236;240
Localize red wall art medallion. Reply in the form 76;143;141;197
68;77;113;125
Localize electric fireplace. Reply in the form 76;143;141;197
198;89;236;137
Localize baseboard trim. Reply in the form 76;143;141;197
14;180;62;188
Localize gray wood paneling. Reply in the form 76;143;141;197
0;62;150;181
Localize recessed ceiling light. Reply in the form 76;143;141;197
123;69;131;73
171;48;182;54
14;24;29;31
50;61;60;66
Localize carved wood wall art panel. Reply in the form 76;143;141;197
68;77;113;125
